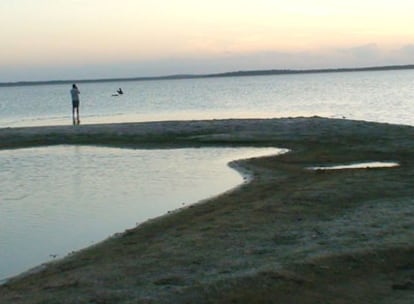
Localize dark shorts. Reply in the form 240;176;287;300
72;100;79;108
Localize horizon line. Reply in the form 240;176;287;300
1;63;414;87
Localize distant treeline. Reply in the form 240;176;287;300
1;64;414;87
206;64;414;78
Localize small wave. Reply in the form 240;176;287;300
3;194;29;201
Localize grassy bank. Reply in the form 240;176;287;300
1;117;413;303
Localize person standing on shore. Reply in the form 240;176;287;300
70;84;80;124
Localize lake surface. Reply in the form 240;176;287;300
1;70;414;128
0;145;283;281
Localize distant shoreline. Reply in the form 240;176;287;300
1;64;414;87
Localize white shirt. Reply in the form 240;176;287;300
70;88;80;101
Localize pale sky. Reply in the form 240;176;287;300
1;0;414;82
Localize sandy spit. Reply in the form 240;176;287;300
1;117;414;303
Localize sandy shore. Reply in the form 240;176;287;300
1;117;414;303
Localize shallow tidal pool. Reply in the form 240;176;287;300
0;145;283;281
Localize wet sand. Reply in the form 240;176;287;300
1;117;414;303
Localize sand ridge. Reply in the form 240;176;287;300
1;117;413;303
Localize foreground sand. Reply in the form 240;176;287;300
1;117;413;303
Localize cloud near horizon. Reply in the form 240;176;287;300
1;43;414;82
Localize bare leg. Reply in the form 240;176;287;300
76;107;80;124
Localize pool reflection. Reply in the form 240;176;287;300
0;145;283;281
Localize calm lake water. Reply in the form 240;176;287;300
1;69;414;128
0;146;283;281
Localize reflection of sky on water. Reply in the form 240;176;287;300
2;70;414;128
0;145;283;281
307;162;399;170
